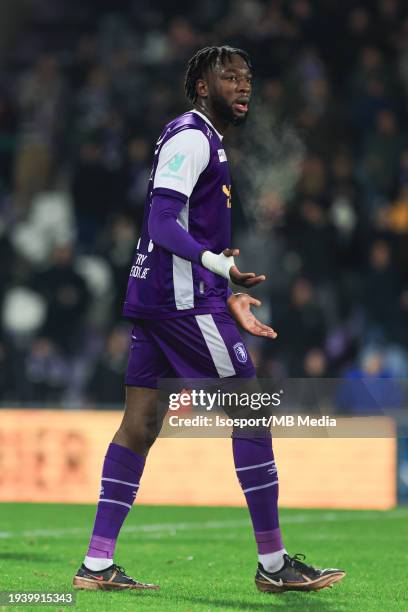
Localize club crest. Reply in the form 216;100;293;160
233;342;248;364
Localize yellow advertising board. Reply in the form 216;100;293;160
0;409;396;509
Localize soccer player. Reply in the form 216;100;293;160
73;46;345;593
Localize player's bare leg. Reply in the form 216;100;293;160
113;386;162;456
73;386;161;591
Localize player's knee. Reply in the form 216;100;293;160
116;419;158;455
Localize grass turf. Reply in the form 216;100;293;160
0;504;407;611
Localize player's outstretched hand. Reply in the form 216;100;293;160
223;248;266;288
227;292;277;339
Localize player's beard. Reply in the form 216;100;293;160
212;93;249;126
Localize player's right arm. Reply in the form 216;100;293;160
148;129;265;288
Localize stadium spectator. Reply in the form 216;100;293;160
86;326;129;406
0;90;18;191
361;110;405;201
335;346;404;414
72;140;118;248
271;277;327;376
98;213;138;323
360;239;402;343
287;198;339;284
24;337;69;402
33;244;90;354
14;54;66;210
302;347;329;378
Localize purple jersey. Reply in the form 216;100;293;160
123;111;232;319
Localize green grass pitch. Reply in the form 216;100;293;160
0;503;407;611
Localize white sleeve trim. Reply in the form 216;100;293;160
153;129;210;198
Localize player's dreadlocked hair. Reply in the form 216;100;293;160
185;45;252;104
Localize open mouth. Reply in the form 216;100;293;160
233;99;249;113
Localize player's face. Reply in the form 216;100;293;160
208;55;252;126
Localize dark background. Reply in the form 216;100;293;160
0;0;408;408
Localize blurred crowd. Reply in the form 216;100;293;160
0;0;408;407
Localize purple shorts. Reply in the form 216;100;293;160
125;311;255;388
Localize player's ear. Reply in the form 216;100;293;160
196;78;208;98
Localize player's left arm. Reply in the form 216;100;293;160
150;130;267;288
148;129;209;262
227;292;277;339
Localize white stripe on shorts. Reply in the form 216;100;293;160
195;314;236;378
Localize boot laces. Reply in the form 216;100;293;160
288;553;314;573
114;565;131;579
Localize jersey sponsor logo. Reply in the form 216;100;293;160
130;252;151;279
158;171;183;182
233;342;248;364
218;149;227;162
135;253;148;266
168;153;186;172
205;125;213;139
222;184;232;208
130;265;150;279
158;153;186;182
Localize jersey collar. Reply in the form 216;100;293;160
191;109;223;140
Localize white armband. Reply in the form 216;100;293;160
201;251;234;280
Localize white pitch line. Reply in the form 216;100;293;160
0;520;252;540
0;509;407;540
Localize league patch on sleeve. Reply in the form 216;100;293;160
168;153;186;172
158;153;187;182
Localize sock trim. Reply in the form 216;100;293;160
243;479;278;494
255;528;284;554
98;499;132;509
108;443;146;468
102;477;140;487
236;459;275;472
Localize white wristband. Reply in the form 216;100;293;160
201;251;234;280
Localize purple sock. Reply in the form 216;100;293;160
232;435;284;554
87;443;145;559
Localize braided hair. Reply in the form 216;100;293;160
185;45;252;104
